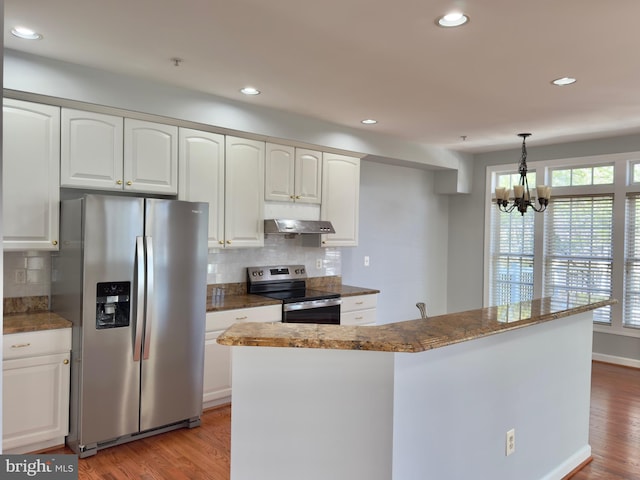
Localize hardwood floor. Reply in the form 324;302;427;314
49;361;639;479
570;362;640;480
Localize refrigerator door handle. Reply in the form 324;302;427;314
133;236;145;362
143;236;154;360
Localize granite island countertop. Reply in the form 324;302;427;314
217;296;616;353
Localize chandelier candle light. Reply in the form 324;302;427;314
495;133;551;215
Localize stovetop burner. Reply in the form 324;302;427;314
246;265;338;303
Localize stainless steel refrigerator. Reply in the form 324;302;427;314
52;194;208;457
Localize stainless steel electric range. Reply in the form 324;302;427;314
247;264;341;325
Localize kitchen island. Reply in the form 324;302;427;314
218;296;615;480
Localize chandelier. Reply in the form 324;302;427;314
494;133;551;215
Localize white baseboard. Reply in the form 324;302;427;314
540;445;591;480
592;352;640;369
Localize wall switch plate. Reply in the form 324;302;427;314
15;269;26;284
316;259;323;269
364;256;370;267
506;428;515;456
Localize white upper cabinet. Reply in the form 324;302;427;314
224;136;265;248
265;144;322;204
265;143;295;202
178;128;225;248
295;149;322;204
61;112;178;194
124;119;178;194
3;99;60;251
61;109;124;190
320;153;360;247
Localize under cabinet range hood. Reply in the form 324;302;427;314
264;219;335;235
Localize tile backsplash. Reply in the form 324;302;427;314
206;234;341;284
3;234;341;299
3;251;52;298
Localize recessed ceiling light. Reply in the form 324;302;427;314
436;12;469;28
11;26;43;40
361;119;377;125
552;77;577;86
240;87;260;95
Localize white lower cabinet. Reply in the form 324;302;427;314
341;294;377;326
203;305;281;408
2;328;71;453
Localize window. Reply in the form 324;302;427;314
551;165;614;186
544;196;613;324
486;152;640;337
488;172;536;306
624;194;640;328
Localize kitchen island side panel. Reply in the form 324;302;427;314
230;347;394;480
392;311;593;480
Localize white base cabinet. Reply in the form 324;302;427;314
203;305;281;408
341;294;377;326
2;329;71;453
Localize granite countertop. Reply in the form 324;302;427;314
217;296;617;353
208;294;282;312
206;281;379;312
4;312;72;335
3;279;380;333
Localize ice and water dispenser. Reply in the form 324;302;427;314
96;281;131;329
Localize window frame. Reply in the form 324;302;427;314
485;151;640;339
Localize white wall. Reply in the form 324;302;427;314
342;160;449;323
1;0;5;451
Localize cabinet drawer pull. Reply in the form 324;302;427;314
63;359;69;365
355;316;363;320
355;301;364;305
235;316;248;321
11;343;31;349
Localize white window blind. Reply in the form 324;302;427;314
624;194;640;328
489;206;535;306
543;195;613;323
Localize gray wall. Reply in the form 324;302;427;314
342;160;449;324
447;134;640;362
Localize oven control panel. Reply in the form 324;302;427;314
247;264;307;283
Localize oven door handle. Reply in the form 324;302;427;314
283;298;342;311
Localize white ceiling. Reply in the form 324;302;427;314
5;0;640;153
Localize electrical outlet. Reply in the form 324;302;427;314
506;428;515;456
14;269;26;284
316;259;323;270
364;256;370;267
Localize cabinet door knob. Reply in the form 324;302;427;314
126;181;133;186
117;180;123;185
52;240;58;246
226;240;231;244
63;359;69;365
290;195;295;199
218;240;224;245
295;195;301;199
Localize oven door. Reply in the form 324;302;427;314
282;298;341;325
